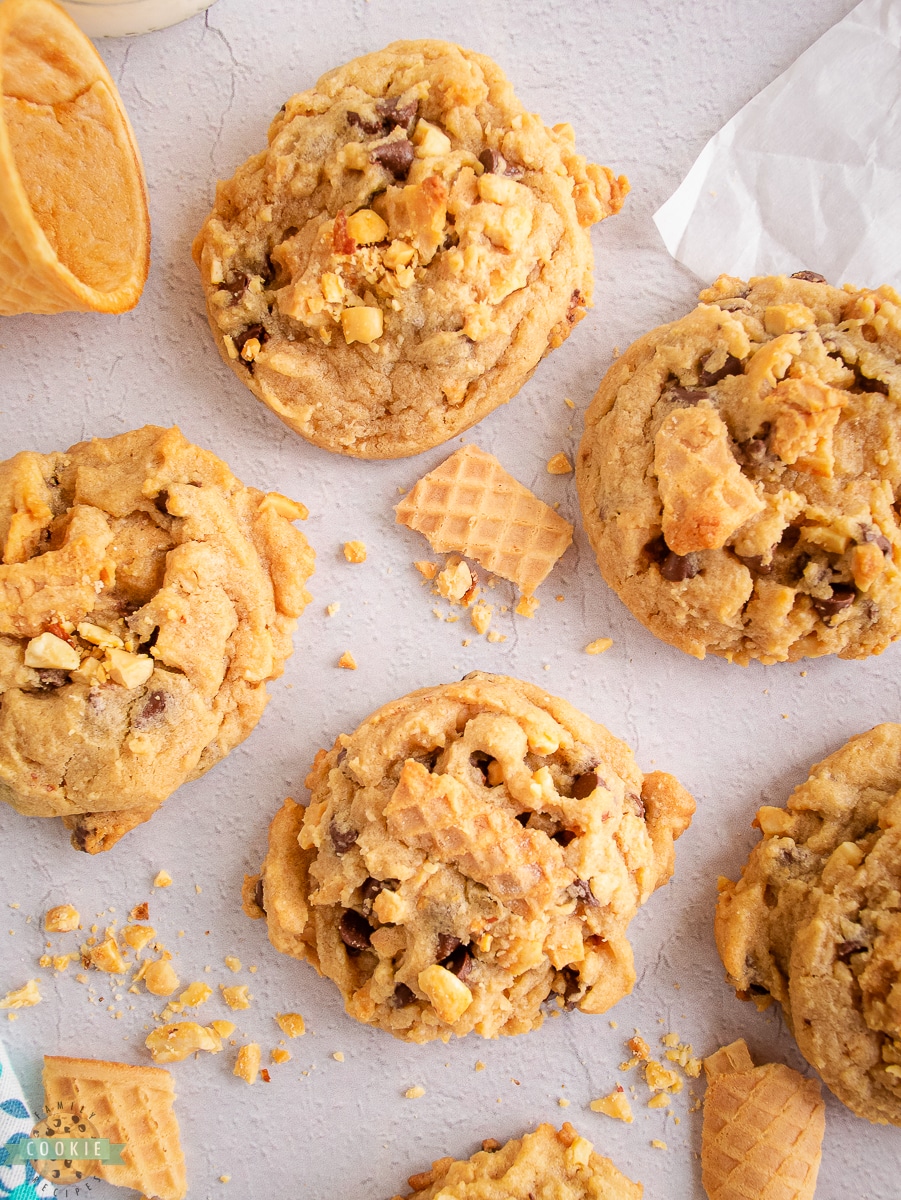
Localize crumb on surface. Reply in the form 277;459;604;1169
475;1061;486;1072
414;560;438;579
651;1140;667;1151
558;1097;570;1108
332;1051;345;1062
326;602;340;617
234;1043;261;1085
515;595;540;618
585;638;613;655
343;540;367;563
130;902;150;921
589;1087;633;1123
435;557;476;605
210;1019;235;1038
546;452;573;475
221;985;251;1010
486;631;506;643
564;397;575;409
275;1012;306;1038
224;955;242;973
645;1060;683;1094
338;650;357;670
404;1085;425;1099
219;1176;231;1184
45;904;80;933
0;979;41;1009
470;602;493;635
271;1048;291;1064
153;870;172;888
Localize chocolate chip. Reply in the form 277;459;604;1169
338;909;372;950
479;147;505;174
139;627;160;654
553;829;577;847
137;691;167;723
349;97;419;137
330;821;358;855
36;669;68;689
572;772;599;800
515;812;531;827
791;271;827;284
470;751;493;782
697;353;743;387
740;437;769;466
442;943;472;981
836;938;867;961
643;534;668;564
661;551;699;582
861;527;892;554
392;982;416;1007
219;271;249;302
254;879;266;914
736;553;772;575
347;110;383;136
779;525;802;550
628;792;646;818
360;877;384;908
70;825;89;852
233;324;269;358
667;386;707;405
812;586;856;620
436;934;461;961
567;879;597;905
371;139;415;180
858;375;890;395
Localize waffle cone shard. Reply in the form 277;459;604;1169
396;444;573;595
701;1040;824;1200
0;0;149;315
43;1055;186;1200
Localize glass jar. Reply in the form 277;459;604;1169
59;0;217;37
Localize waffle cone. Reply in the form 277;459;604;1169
396;444;573;595
0;0;149;315
701;1040;824;1200
43;1055;186;1200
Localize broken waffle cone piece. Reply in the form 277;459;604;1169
0;0;149;315
395;444;573;595
701;1038;824;1200
42;1055;186;1200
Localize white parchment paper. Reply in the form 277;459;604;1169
654;0;901;288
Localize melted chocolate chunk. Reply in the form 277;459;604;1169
572;772;600;799
137;691;167;723
338;909;372;950
779;525;802;550
254;878;265;914
436;933;461;961
667;385;707;405
697;353;743;387
371;139;415;181
479;147;505;174
628;792;646;818
219;271;249;302
836;938;867;961
861;527;892;554
661;551;699;582
233;324;269;358
790;270;827;284
392;982;416;1007
348;97;419;137
643;534;668;563
35;669;68;689
359;877;384;909
857;375;890;395
567;878;597;905
442;943;472;981
329;821;358;855
812;586;856;620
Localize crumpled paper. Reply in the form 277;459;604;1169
654;0;901;289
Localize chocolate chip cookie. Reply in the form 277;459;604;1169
0;426;314;852
715;724;901;1125
244;672;693;1043
393;1123;641;1200
193;40;628;459
576;274;901;663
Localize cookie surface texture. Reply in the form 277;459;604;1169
576;274;901;663
193;39;628;459
393;1123;642;1199
0;425;314;852
251;672;694;1042
715;724;901;1124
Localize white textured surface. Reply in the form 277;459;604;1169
0;2;897;1198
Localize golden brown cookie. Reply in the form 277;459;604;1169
0;426;314;851
715;724;901;1124
576;274;901;663
392;1123;641;1200
193;40;627;458
247;672;693;1042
